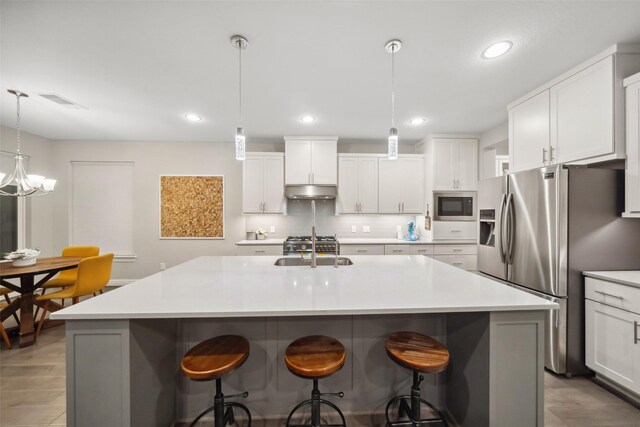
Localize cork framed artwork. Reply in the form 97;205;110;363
159;175;225;239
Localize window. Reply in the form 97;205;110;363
70;161;135;259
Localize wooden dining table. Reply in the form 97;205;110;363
0;256;83;347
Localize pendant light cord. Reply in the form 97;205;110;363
15;93;22;155
238;41;243;125
391;44;396;128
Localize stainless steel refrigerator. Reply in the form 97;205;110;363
478;165;640;376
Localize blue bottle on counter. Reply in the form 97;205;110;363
405;220;418;241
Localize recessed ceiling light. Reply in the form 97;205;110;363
481;41;513;59
409;117;426;126
300;115;316;124
184;113;202;122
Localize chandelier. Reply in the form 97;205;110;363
0;89;56;196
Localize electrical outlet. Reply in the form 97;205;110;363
351;225;357;233
363;225;370;233
160;262;166;271
270;225;276;233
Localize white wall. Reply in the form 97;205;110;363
478;122;508;179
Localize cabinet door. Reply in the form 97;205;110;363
385;245;412;255
433;140;456;190
285;140;312;185
357;157;379;213
263;155;285;213
585;300;640;394
310;140;337;185
337;157;358;214
242;155;264;213
456;140;478;190
400;158;424;213
509;90;550;172
625;80;640;213
551;55;614;164
378;159;403;213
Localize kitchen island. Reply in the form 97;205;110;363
53;255;556;427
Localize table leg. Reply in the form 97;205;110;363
18;275;35;347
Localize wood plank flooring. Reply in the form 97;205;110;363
1;325;639;426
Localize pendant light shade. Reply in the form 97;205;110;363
385;39;402;160
231;35;249;161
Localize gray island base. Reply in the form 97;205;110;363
54;256;555;427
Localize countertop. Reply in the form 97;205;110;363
583;271;640;289
53;255;556;320
236;238;476;246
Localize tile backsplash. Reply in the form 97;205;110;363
244;200;418;238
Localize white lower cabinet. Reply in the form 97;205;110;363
585;278;640;396
433;254;477;271
236;245;282;256
384;245;413;255
340;245;385;256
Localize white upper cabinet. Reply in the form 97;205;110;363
624;72;640;217
509;90;550;172
432;138;478;191
284;138;338;185
242;153;285;214
550;55;614;164
508;45;640;173
337;156;379;214
378;156;424;214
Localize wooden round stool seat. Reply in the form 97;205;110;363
285;335;346;379
181;335;250;380
385;331;449;374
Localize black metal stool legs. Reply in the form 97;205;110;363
190;378;251;427
286;379;346;427
385;372;448;427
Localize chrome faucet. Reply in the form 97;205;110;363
311;200;317;268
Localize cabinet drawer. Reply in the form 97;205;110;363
433;244;477;255
412;245;434;256
432;221;477;240
236;246;282;256
385;245;412;255
586;278;640;315
433;254;477;271
340;245;385;256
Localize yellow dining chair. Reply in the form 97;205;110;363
40;246;100;294
35;253;114;340
0;300;12;349
0;286;19;325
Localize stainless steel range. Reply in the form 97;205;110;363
283;236;339;256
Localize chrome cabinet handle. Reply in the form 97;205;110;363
453;179;456;188
392;250;403;253
453;249;463;252
451;230;461;233
453;262;463;266
255;250;266;253
357;249;367;253
402;202;405;212
594;290;624;301
398;203;401;212
542;147;548;164
550;146;555;162
635;321;639;344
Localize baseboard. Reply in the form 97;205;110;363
593;374;640;409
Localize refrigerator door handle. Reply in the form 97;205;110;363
499;193;507;263
506;192;515;264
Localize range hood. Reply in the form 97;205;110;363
285;185;337;200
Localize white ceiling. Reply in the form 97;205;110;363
2;1;640;144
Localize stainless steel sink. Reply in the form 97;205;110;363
274;257;353;267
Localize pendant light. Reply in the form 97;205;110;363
385;39;401;160
231;35;249;161
0;89;56;197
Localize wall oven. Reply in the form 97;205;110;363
434;192;476;221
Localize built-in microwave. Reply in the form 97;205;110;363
434;192;476;221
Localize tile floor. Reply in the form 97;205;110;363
1;325;639;426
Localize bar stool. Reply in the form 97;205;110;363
284;335;347;427
181;335;252;427
384;331;449;427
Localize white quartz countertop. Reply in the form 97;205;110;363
583;271;640;289
236;238;476;246
53;256;556;320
